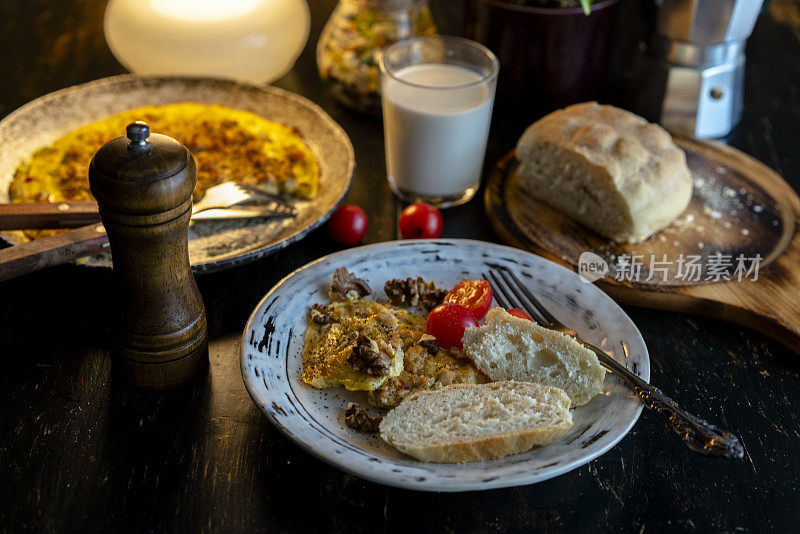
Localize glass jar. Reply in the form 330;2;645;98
316;0;437;115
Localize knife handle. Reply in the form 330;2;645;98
0;224;108;282
0;201;100;230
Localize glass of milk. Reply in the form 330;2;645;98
380;36;499;207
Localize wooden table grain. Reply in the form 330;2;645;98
1;0;799;532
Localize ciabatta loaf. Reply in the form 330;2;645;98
380;381;572;462
515;102;692;243
462;308;605;406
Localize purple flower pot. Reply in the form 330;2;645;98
471;0;621;117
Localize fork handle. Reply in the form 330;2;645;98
592;347;744;458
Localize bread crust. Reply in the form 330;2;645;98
380;382;573;463
515;102;692;243
390;417;573;463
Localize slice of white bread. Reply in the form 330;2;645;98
462;308;605;406
380;381;572;463
515;102;692;243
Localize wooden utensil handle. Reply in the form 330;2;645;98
0;224;108;282
0;201;100;230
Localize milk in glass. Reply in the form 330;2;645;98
382;63;494;201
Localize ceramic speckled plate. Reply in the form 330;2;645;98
241;240;650;491
0;75;354;273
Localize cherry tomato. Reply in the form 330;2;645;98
443;280;493;321
328;204;368;245
426;303;478;350
398;203;443;239
507;308;533;321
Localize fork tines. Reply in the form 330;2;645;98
485;266;558;328
233;183;295;207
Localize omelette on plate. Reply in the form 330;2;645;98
9;102;319;209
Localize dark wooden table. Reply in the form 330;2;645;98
2;0;799;532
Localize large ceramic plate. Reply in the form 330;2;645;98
241;240;650;492
0;75;354;273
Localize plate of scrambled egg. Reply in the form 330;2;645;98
0;75;353;271
241;239;649;491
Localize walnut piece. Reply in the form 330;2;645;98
384;277;417;306
417;334;439;355
310;303;332;325
347;334;391;376
329;267;371;301
344;402;381;433
384;277;446;310
417;279;447;311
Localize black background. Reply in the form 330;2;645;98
1;0;799;531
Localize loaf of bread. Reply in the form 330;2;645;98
515;102;692;243
380;381;572;462
462;308;605;406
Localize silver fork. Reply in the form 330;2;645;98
485;265;744;459
191;182;296;218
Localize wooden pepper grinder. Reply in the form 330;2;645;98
89;121;208;389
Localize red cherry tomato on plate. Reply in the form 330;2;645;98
426;303;478;350
398;203;443;239
443;280;493;321
328;204;368;245
507;308;533;321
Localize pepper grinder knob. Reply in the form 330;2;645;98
89;122;208;389
126;121;151;152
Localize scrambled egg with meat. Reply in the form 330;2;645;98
301;297;486;406
9;102;319;212
368;344;486;408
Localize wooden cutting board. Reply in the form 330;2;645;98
485;133;800;353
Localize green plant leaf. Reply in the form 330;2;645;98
580;0;592;15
